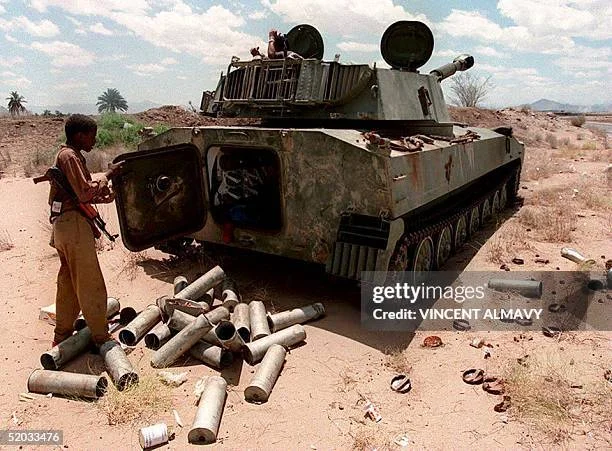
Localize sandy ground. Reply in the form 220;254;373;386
0;107;610;450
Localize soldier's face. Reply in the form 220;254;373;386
77;129;97;152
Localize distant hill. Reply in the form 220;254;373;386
527;98;611;113
28;100;161;115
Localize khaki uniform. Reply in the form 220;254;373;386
49;145;111;344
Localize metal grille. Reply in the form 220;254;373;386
323;63;368;102
223;60;302;102
326;242;379;280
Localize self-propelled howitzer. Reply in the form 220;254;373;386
113;21;523;281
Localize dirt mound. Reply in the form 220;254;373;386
133;105;258;127
449;106;567;145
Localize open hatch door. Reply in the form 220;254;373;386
113;144;207;251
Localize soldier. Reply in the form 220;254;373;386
48;114;122;347
250;29;302;60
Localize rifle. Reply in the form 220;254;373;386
33;166;118;242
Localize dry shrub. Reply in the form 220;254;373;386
24;147;57;177
534;132;544;142
98;375;173;426
581;141;597;151
578;184;612;211
519;206;574;242
570;115;585;127
505;352;611;444
383;346;411;374
560;137;571;147
0;229;14;251
545;133;559;149
522;150;558;181
118;251;149;281
352;427;390;451
576;133;584;141
486;222;533;264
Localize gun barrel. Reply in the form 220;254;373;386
430;54;474;81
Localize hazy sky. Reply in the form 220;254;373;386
1;0;610;110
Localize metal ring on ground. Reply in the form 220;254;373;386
548;303;567;313
390;374;412;393
542;326;562;337
482;376;505;395
462;368;484;385
453;319;471;331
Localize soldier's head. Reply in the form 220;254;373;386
65;114;97;152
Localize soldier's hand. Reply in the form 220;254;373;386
105;161;124;179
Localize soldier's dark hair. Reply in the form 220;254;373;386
64;114;97;141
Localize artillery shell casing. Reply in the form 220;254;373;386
144;322;171;350
244;344;286;403
73;297;121;330
244;325;306;365
188;376;227;444
213;321;245;353
249;301;271;340
28;369;108;399
151;314;213;368
487;278;543;298
174;275;189;295
168;307;230;332
560;247;596;265
189;341;233;369
268;303;325;333
41;327;92;370
119;305;162;346
232;303;250;342
202;329;223;347
119;307;138;325
176;266;225;302
221;278;240;311
100;339;139;391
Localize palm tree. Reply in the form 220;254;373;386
96;88;128;113
6;91;27;118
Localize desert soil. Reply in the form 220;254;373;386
0;106;610;450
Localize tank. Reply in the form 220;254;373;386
113;22;524;282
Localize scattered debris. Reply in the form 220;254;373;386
511;257;524;265
548;303;567;313
390;374;412;393
469;338;485;348
393;434;411;447
18;392;35;402
604;370;612;383
499;264;510;271
462;368;485;385
363;400;382;423
11;412;21;425
157;371;188;387
423;335;443;347
534;258;550;264
173;409;184;428
483;346;493;359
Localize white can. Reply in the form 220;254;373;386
139;423;169;449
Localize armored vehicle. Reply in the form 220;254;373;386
113;22;524;281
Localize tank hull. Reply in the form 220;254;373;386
129;124;522;279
